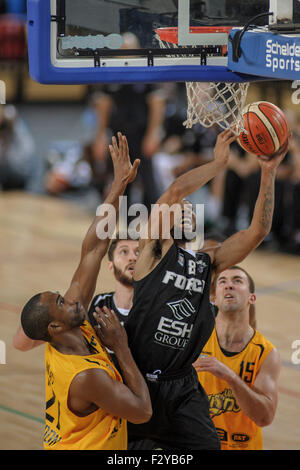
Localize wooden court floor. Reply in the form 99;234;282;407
0;192;299;450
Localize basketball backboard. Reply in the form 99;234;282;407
27;0;300;84
228;1;300;80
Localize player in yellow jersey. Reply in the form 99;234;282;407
194;266;281;450
18;132;152;450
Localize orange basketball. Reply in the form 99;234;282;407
238;101;289;157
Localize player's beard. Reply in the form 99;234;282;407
113;264;134;287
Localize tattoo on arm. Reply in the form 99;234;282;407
260;185;274;232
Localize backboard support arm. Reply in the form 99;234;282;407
269;0;293;25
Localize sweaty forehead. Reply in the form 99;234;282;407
115;240;139;250
217;269;247;282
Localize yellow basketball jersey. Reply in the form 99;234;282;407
43;321;127;450
197;327;274;450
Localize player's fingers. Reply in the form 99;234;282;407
109;140;119;165
128;159;140;182
100;306;114;323
227;134;238;144
117;132;124;155
93;307;102;322
108;144;115;159
112;135;119;156
197;357;213;366
216;131;226;142
281;137;290;153
101;307;121;328
257;155;269;162
219;129;231;137
93;315;107;329
222;129;235;139
132;158;141;173
221;129;237;143
94;307;111;326
122;134;129;155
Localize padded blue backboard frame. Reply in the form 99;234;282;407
228;28;300;81
27;0;264;85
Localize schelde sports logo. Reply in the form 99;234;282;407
265;39;300;74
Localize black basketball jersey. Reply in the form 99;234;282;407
88;292;129;326
125;242;215;376
88;292;130;371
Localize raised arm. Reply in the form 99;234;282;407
13;133;139;352
139;130;237;247
211;138;290;275
62;132;140;310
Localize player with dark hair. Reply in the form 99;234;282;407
89;233;138;321
88;232;139;363
15;133;152;450
114;130;289;450
194;266;280;450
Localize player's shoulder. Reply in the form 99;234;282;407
71;366;112;392
91;292;115;307
195;249;212;264
252;329;275;348
88;292;115;325
251;329;276;359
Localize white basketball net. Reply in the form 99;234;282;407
156;31;249;134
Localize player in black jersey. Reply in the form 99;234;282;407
106;129;288;451
88;234;160;450
88;234;139;366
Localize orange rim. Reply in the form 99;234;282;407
155;26;233;44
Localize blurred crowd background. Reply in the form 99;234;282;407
1;2;300;254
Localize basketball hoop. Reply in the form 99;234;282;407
155;26;249;134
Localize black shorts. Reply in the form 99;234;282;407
127;367;220;451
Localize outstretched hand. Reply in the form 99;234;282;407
109;132;140;185
258;132;291;171
93;306;128;352
214;129;238;167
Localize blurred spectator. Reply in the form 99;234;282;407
221;143;259;236
88;33;166;211
44;140;105;212
152;83;221;229
221;140;293;249
0;11;26;61
283;115;300;254
0;104;36;191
